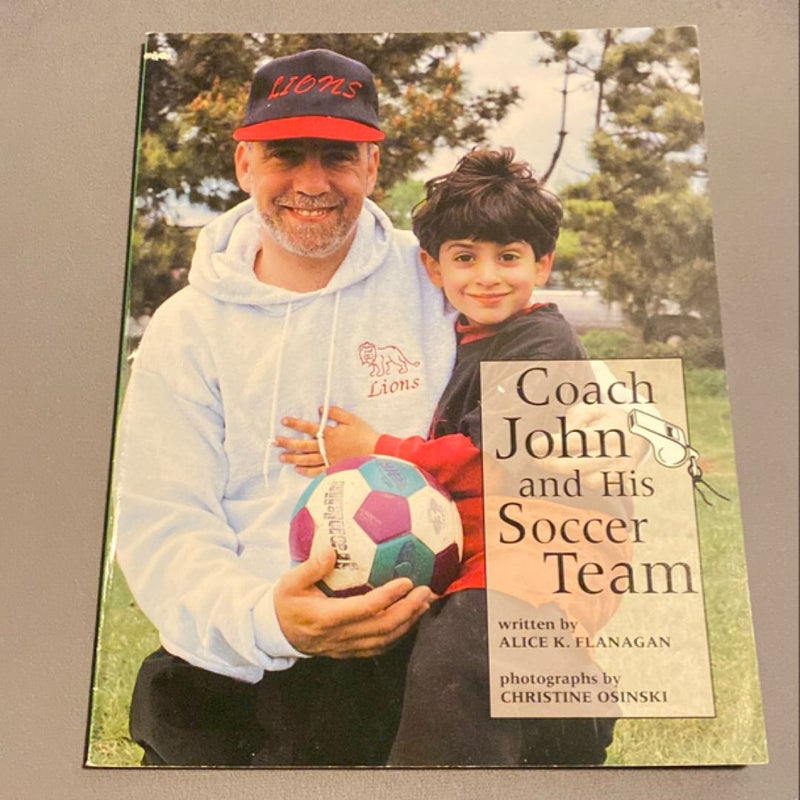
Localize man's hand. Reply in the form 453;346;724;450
275;406;380;476
273;415;326;476
273;548;433;659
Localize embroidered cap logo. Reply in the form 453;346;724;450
268;73;364;101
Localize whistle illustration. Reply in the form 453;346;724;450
628;409;693;468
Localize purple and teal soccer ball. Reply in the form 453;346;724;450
289;455;463;597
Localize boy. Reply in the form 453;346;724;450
277;147;619;765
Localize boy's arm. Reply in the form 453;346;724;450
374;432;482;499
277;408;482;498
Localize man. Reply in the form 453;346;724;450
115;48;457;766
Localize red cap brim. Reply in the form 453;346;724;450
233;115;384;142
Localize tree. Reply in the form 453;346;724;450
382;176;427;230
128;33;520;314
535;30;581;183
541;28;721;351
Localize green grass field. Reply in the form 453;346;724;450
85;366;767;767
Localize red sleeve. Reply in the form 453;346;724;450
375;433;482;500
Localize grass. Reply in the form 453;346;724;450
85;366;767;767
86;561;158;766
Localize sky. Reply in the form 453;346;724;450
414;28;657;189
413;30;603;190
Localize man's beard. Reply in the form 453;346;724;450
258;194;359;259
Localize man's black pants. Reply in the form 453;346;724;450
130;591;615;767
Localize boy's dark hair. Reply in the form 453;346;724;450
411;146;563;260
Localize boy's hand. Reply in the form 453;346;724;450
275;406;381;476
317;406;381;463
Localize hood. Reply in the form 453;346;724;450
188;197;393;313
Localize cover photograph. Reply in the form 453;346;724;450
86;29;767;768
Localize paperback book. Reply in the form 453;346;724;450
86;28;767;768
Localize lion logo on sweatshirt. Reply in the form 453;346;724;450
358;341;420;377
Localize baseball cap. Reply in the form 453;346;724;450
233;49;385;142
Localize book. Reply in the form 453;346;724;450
86;28;767;768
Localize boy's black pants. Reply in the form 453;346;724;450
130;591;615;767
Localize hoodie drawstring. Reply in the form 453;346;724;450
263;290;341;487
264;301;293;488
316;290;341;468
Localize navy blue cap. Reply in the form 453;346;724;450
234;49;384;142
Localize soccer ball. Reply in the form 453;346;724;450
289;455;463;597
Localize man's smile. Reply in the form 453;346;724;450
284;207;335;218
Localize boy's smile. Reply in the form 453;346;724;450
422;239;554;326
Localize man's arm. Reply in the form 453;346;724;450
115;360;299;679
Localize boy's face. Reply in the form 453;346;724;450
422;239;554;326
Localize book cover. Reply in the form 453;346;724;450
86;29;767;768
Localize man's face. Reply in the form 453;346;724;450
236;138;379;261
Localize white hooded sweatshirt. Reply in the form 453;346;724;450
114;198;456;682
